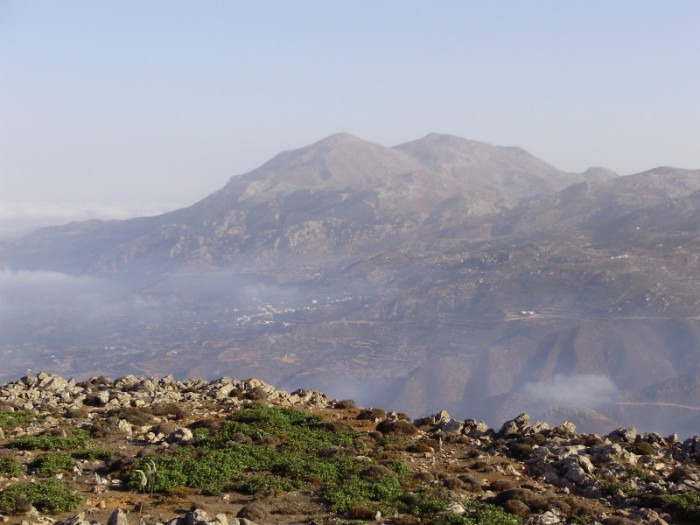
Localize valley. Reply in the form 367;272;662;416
1;133;699;437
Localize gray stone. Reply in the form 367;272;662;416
58;513;91;525
166;427;194;444
108;508;130;525
499;413;530;436
94;390;111;406
552;421;576;436
532;510;565;524
608;427;638;444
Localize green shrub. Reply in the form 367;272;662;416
0;410;35;429
29;452;75;476
73;446;114;461
625;465;651;480
0;480;82;513
125;405;444;516
0;456;24;477
376;419;418;436
124;405;509;520
665;492;700;520
630;442;656;456
429;501;521;525
6;429;90;451
232;472;298;494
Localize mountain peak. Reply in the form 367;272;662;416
311;132;365;147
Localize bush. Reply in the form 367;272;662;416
348;504;376;519
151;402;186;420
0;457;24;477
356;408;386;421
508;442;533;459
28;453;74;476
73;445;114;461
237;502;271;521
665;492;700;520
246;386;268;400
110;406;154;426
376;420;418;436
0;410;35;429
125;405;432;516
429;501;521;525
630;442;656;456
335;399;357;409
6;429;90;451
0;480;82;513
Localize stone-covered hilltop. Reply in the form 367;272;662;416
1;373;700;525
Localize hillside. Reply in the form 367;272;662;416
0;133;699;438
1;372;700;525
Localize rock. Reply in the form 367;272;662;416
446;502;465;514
117;419;133;436
529;421;552;434
57;512;91;525
608;427;638;444
184;508;229;525
166;427;194;444
499;413;531;437
552;421;576;436
108;508;130;525
533;510;565;524
462;419;491;437
439;418;464;434
561;456;592;486
590;443;623;463
87;390;111;406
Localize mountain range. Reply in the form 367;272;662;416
1;133;699;436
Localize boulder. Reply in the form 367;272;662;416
107;508;130;525
499;413;531;437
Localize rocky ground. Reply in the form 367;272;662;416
1;373;699;525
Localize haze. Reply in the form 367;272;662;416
1;1;699;233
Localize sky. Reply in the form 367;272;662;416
1;1;699;233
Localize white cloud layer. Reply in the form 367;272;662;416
0;201;177;237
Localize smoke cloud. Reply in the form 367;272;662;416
0;269;128;321
523;373;620;409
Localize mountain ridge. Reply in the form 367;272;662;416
1;132;699;440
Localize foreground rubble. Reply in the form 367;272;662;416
0;373;699;524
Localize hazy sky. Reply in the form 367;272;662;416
1;1;699;230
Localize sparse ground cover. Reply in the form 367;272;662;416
127;404;478;520
1;373;699;524
0;409;35;430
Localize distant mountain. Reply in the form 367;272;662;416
1;133;699;436
0;133;600;274
493;167;700;237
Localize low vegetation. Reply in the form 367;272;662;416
0;409;35;430
126;404;477;519
0;480;82;514
1;373;698;524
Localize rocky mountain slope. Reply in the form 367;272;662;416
0;133;602;274
2;372;700;525
0;133;698;438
